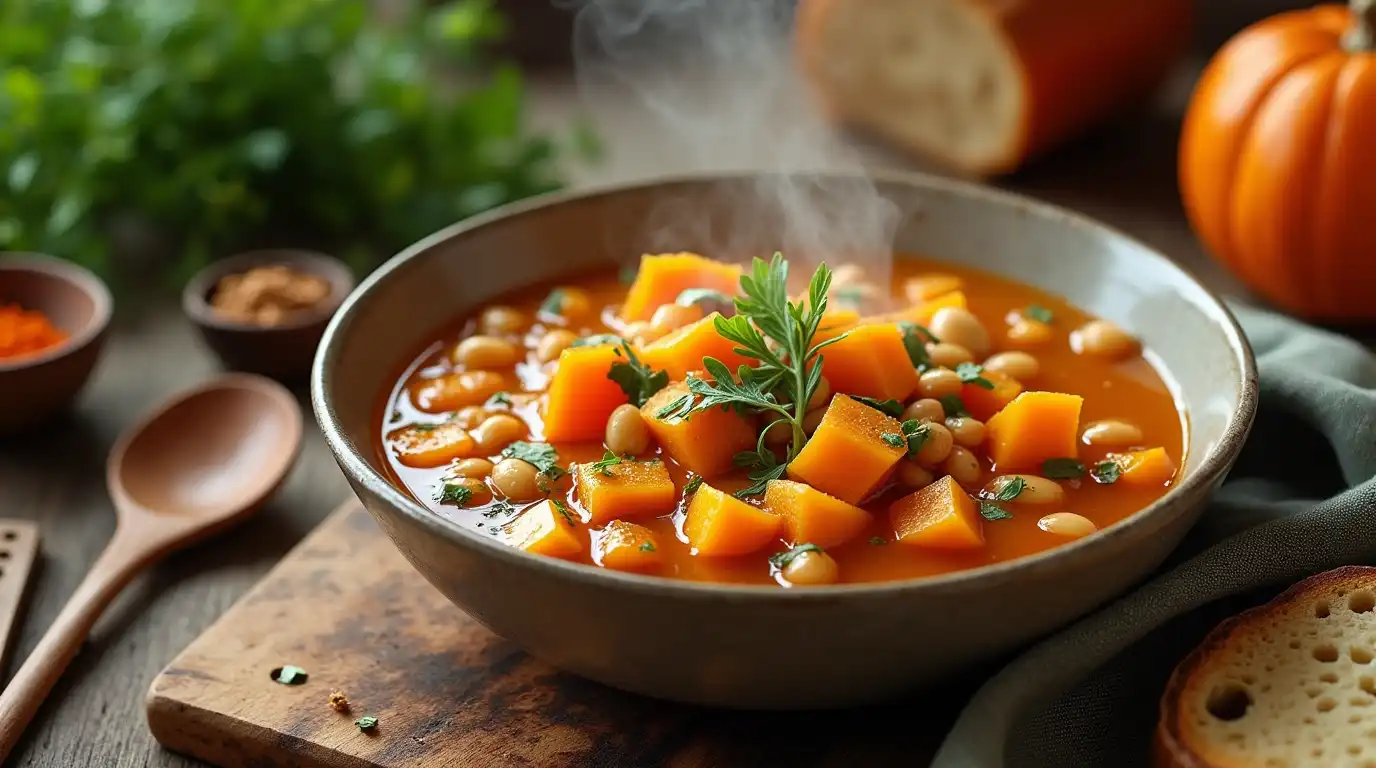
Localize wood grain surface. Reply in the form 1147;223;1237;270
149;502;985;768
0;523;39;678
0;46;1263;766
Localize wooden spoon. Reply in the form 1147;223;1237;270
0;373;302;760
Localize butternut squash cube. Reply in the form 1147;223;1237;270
501;499;584;559
641;312;752;380
787;394;906;504
961;370;1023;421
621;252;742;322
763;480;872;548
387;422;476;468
594;521;665;572
984;391;1083;471
813;323;920;402
1112;447;1177;488
814;305;862;342
543;341;631;442
574;458;677;524
641;380;756;477
889;475;984;550
864;290;968;328
683;484;781;556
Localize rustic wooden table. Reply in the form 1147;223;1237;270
0;54;1255;765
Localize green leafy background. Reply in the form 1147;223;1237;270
0;0;595;288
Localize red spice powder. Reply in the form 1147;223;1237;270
0;304;69;362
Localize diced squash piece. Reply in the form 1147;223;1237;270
763;480;872;548
984;391;1084;471
641;312;752;380
814;305;861;342
889;475;984;550
961;370;1023;421
905;274;964;303
864;290;968;329
621;252;742;322
501;500;584;559
641;381;755;477
574;458;676;523
788;394;906;504
543;341;630;442
683;484;781;556
594;521;665;572
388;422;476;468
1112;447;1177;488
814;323;920;401
413;371;508;413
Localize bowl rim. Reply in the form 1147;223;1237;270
312;169;1260;600
0;251;114;373
182;248;356;333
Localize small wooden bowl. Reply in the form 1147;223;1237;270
0;253;113;434
183;250;354;383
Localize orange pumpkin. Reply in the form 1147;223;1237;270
1180;1;1376;320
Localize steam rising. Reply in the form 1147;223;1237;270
570;0;901;284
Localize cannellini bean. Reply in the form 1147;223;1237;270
1072;320;1138;359
903;274;963;303
929;307;990;357
782;550;839;586
451;458;495;478
536;329;578;363
454;406;493;429
897;461;935;488
807;376;832;411
490;458;543;501
914;422;954;466
945;416;985;448
761;411;793;447
1081;419;1144;447
649;303;703;337
944;446;982;485
803;407;826;435
454;335;521;370
987;474;1065;505
1006;319;1052;347
605;403;651;455
901;398;945;423
624;320;663;346
441;476;492;505
472;414;528;453
547;287;593;323
926;342;974;368
918;368;962;399
982;351;1039;381
481;306;528;336
1037;512;1098;539
831;264;866;286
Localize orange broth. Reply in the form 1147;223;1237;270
377;255;1185;586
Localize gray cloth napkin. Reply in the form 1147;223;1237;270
932;304;1376;768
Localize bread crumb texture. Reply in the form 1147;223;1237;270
1167;567;1376;767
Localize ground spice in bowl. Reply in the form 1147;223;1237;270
0;304;69;362
210;265;332;327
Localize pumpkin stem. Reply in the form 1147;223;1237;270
1346;0;1376;52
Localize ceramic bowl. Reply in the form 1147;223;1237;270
184;249;354;383
0;253;113;434
312;172;1258;709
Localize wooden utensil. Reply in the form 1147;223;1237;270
0;374;302;762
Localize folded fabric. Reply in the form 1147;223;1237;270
932;303;1376;768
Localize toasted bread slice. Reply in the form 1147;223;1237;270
1158;567;1376;768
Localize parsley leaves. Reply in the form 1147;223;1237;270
539;289;566;316
587;450;628;476
355;716;379;731
852;395;905;417
898;419;931;456
768;542;823;569
978;476;1025;521
1091;460;1122;484
897;321;937;370
683;475;704;495
954;362;995;390
435;482;474;506
1025;305;1053;323
638;541;657;552
939;394;969;418
979;502;1015;521
551;498;577;527
881;432;905;448
501;442;566;478
1042;458;1086;479
607;341;669;407
486;391;513;407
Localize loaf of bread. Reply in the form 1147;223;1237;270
793;0;1192;177
1158;566;1376;767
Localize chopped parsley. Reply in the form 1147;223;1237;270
1042;458;1086;479
571;334;623;348
898;321;936;371
732;449;789;498
355;716;379;731
979;502;1014;521
852;395;905;417
501;441;566;478
954;362;995;390
607;341;669;407
551;498;577;527
939;394;969;418
539;289;567;316
486;391;513;407
676;288;733;309
898;419;931;457
1091;460;1122;484
880;432;905;448
411;422;442;432
868;536;888;546
638;541;657;552
990;476;1027;501
482;500;518;518
588;450;628;477
434;482;474;506
1025;305;1054;324
768;542;823;569
274;665;308;685
655;393;695;422
683;475;704;495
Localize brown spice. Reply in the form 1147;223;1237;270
328;690;350;713
210;265;331;327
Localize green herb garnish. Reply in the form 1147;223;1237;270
1042;458;1086;479
990;476;1027;501
869;536;888;546
683;475;704;495
607;341;669;408
411;422;443;432
486;392;513;407
898;321;937;370
355;716;378;731
898;419;932;456
435;483;473;506
483;500;518;518
880;432;905;448
638;541;656;552
676;288;733;309
852;396;905;417
1025;305;1054;324
939;394;969;418
588;450;628;477
1091;460;1122;484
571;334;623;348
833;285;865;308
551;498;577;527
955;362;995;390
502;442;566;478
274;665;307;685
979;502;1014;521
768;542;823;569
539;289;567;316
732;449;789;498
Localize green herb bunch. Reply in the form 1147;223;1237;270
0;0;595;283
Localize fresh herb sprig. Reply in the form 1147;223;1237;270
587;450;629;477
607;341;669;407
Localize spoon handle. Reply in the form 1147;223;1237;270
0;527;150;762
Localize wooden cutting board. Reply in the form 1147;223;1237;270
147;501;981;768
